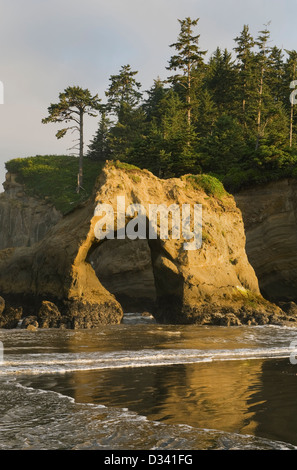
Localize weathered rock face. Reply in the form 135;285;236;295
234;179;297;304
88;238;157;312
0;163;286;328
0;189;124;327
0;172;62;249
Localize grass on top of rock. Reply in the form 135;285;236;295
5;155;104;214
111;160;141;171
5;156;229;215
183;174;227;199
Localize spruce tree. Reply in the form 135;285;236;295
105;64;142;117
87;111;111;161
200;114;247;175
233;25;257;129
205;47;238;116
134;87;190;177
142;78;167;124
167;17;207;128
267;46;285;104
255;23;272;150
196;88;217;138
104;65;144;161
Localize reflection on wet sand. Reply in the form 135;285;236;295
67;359;263;437
8;324;297;447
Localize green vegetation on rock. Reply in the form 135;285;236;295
183;174;227;199
111;160;141;171
5;155;103;214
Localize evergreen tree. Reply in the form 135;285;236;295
85;17;297;189
167;17;207;128
200;114;248;175
87;111;111;161
132;87;190;177
142;77;167;124
205;47;238;116
195;88;217;138
267;46;285;103
105;64;142;117
254;23;272;150
233;25;257;129
104;65;144;160
42;86;101;192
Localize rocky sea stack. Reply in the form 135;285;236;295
0;161;293;329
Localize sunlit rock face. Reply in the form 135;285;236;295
0;163;286;328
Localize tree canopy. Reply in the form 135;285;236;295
43;19;297;193
42;86;101;192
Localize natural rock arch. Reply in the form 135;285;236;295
87;237;157;313
0;163;286;328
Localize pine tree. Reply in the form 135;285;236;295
104;65;144;160
200;114;247;175
233;25;257;128
87;111;111;161
267;46;285;103
255;23;272;150
42;86;101;192
105;64;142;117
196;88;217;138
167;17;207;128
205;47;238;116
142;77;167;124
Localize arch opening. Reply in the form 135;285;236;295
87;237;157;314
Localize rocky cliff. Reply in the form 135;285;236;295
235;179;297;305
0;172;62;249
0;162;288;329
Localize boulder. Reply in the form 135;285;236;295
21;316;39;330
0;305;23;329
0;296;5;315
38;301;61;328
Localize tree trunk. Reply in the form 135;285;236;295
255;66;264;151
290;64;296;148
186;62;192;148
77;109;84;193
187;63;191;128
290;104;294;148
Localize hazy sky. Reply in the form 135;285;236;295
0;0;296;190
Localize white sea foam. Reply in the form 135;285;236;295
0;345;293;376
1;379;296;451
1;324;297;451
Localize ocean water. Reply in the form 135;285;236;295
1;313;297;450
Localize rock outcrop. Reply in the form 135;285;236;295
0;172;62;249
0;162;286;328
0;187;123;328
234;179;297;304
